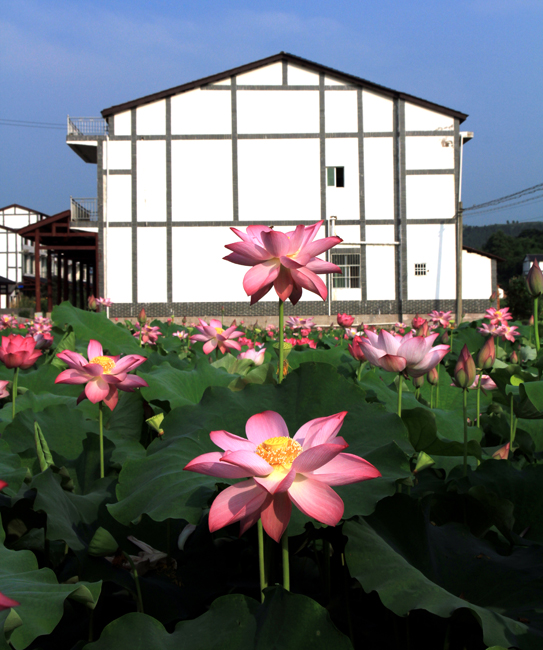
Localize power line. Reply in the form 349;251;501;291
463;194;543;218
0;118;65;131
464;182;543;213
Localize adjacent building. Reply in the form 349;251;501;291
66;52;488;320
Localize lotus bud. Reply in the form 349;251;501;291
337;313;355;328
88;527;119;557
441;331;449;344
529;314;534;326
427;366;439;386
348;336;366;362
510;350;518;364
414;451;435;474
88;295;97;311
492;443;510;460
415;321;429;337
526;259;543;298
412;375;425;389
138;308;147;325
454;345;476;388
476;337;495;371
412;314;426;329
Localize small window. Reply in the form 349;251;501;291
326;166;345;188
414;263;427;276
332;250;360;288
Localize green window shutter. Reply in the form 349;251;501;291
327;167;335;186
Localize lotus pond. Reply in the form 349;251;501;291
0;302;542;650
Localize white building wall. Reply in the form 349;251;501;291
462;251;492;299
137;141;166;222
237;62;283;85
325;91;358;133
171;89;231;135
406;175;456;220
104;141;131;170
171;140;233;221
362;91;393;133
365;225;396;300
405;136;454;170
363;138;394;220
325;138;359;220
106;175;132;223
136;100;166;136
404;103;455;131
114;111;131;136
237;91;319;134
406;224;456;299
287;64;319;85
237;139;320;221
106;227;132;303
137;228;167;303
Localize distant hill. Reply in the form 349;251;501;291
463;222;543;249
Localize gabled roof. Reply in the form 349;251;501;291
0;204;49;218
102;52;468;122
463;245;506;262
524;253;543;261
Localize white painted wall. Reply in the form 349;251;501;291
333;224;361;243
325;138;359;220
237;90;319;134
136;100;166;136
364;137;394;220
406;175;456;220
288;64;319;85
137;227;167;302
106;227;132;302
171;140;233;221
406;224;456;299
104;141;131;170
237;139;320;221
362;91;393;133
106;175;132;222
325;77;345;86
365;225;396;300
114;111;131;136
137;141;166;221
462;251;492;299
405;136;454;170
404;103;454;131
237;63;282;85
172;226;249;302
171;89;231;135
325;91;358;133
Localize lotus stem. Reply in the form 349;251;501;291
257;519;267;603
430;384;434;409
462;388;468;476
281;531;290;591
436;364;440;409
397;373;403;417
122;551;144;613
99;400;104;479
510;392;517;457
12;366;19;419
476;373;483;429
535;297;540;352
278;299;284;384
357;361;364;382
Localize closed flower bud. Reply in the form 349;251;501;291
412;375;425;389
88;295;97;311
427;366;439;386
526;260;543;298
454;345;476;388
138;308;147;325
476;336;495;371
415;321;429;337
510;350;518;364
337;313;355;328
441;331;449;344
412;314;426;329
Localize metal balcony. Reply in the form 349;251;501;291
71;197;98;222
67;117;109;136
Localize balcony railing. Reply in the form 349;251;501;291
67;116;108;136
71;197;98;222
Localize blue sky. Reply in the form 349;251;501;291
1;0;541;226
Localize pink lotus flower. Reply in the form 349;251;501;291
96;297;113;308
133;323;162;345
0;334;42;369
0;315;18;330
224;222;342;305
348;336;367;362
190;319;243;355
412;314;427;329
33;332;54;350
471;374;497;392
428;310;453;329
184;411;381;542
356;330;449;378
0;591;19;611
238;346;266;366
0;381;9;399
485;307;513;326
497;323;520;343
477;322;501;336
284;337;317;349
337;313;355;328
173;329;189;340
55;340;148;410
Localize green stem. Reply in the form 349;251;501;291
356;361;364;382
436;364;440;409
278;299;284;384
510;393;517;455
99;400;104;479
281;531;290;591
12;366;19;419
476;373;483;429
122;551;144;613
415;387;420;401
257;519;267;603
430;384;434;410
462;388;468;477
397;373;403;417
535;296;540;352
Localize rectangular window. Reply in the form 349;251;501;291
332;250;360;288
414;263;427;276
326;166;345;188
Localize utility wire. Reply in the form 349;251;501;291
464;182;543;212
463;195;543;218
0;118;65;130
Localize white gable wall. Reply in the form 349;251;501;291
407;224;456;299
237;91;319;134
171;89;231;135
462;251;492;299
